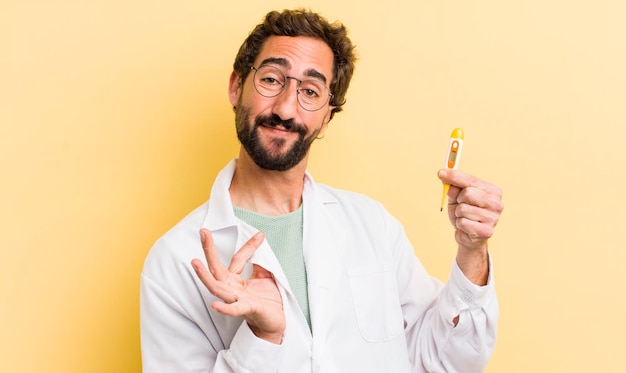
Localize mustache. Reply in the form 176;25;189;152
255;114;306;135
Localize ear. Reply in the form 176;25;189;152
322;105;335;127
228;71;242;107
316;107;334;137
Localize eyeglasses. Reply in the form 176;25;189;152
250;65;333;112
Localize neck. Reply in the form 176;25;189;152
229;149;307;216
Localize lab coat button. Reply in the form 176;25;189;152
461;292;474;305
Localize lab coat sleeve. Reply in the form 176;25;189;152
387;211;498;373
140;268;284;373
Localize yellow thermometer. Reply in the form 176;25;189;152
440;128;464;211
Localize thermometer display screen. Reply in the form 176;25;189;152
449;151;457;163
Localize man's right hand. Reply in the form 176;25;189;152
191;228;285;344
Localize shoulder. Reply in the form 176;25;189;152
316;183;386;210
142;201;210;276
313;183;396;227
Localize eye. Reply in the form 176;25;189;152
260;75;283;86
256;66;285;87
261;76;280;85
302;88;319;98
300;81;323;98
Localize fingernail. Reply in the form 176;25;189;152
200;230;205;244
438;169;447;178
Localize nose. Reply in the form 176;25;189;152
271;78;301;120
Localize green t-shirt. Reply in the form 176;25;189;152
233;205;311;329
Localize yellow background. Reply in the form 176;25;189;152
2;0;625;372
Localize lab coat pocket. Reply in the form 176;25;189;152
347;264;404;342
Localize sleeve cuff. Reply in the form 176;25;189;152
440;255;496;322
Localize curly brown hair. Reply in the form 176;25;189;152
233;9;358;119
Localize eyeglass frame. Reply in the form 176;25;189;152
249;65;333;112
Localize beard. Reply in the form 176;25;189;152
235;105;321;171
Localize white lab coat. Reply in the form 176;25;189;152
140;160;498;373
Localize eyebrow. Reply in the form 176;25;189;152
259;57;328;84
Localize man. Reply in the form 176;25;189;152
140;8;503;373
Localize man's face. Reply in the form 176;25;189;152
229;36;335;171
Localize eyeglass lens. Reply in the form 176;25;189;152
252;65;330;111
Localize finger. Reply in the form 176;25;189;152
200;228;230;281
454;217;495;242
229;232;265;274
211;295;251;317
192;258;241;303
438;169;503;197
454;202;501;226
446;183;461;206
457;186;504;214
191;258;219;293
251;263;274;279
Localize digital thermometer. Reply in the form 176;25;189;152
440;128;464;211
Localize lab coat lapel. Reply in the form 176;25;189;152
240;223;291;293
302;181;346;345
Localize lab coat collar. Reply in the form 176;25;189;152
199;159;344;350
202;159;238;232
202;159;338;232
199;159;340;293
